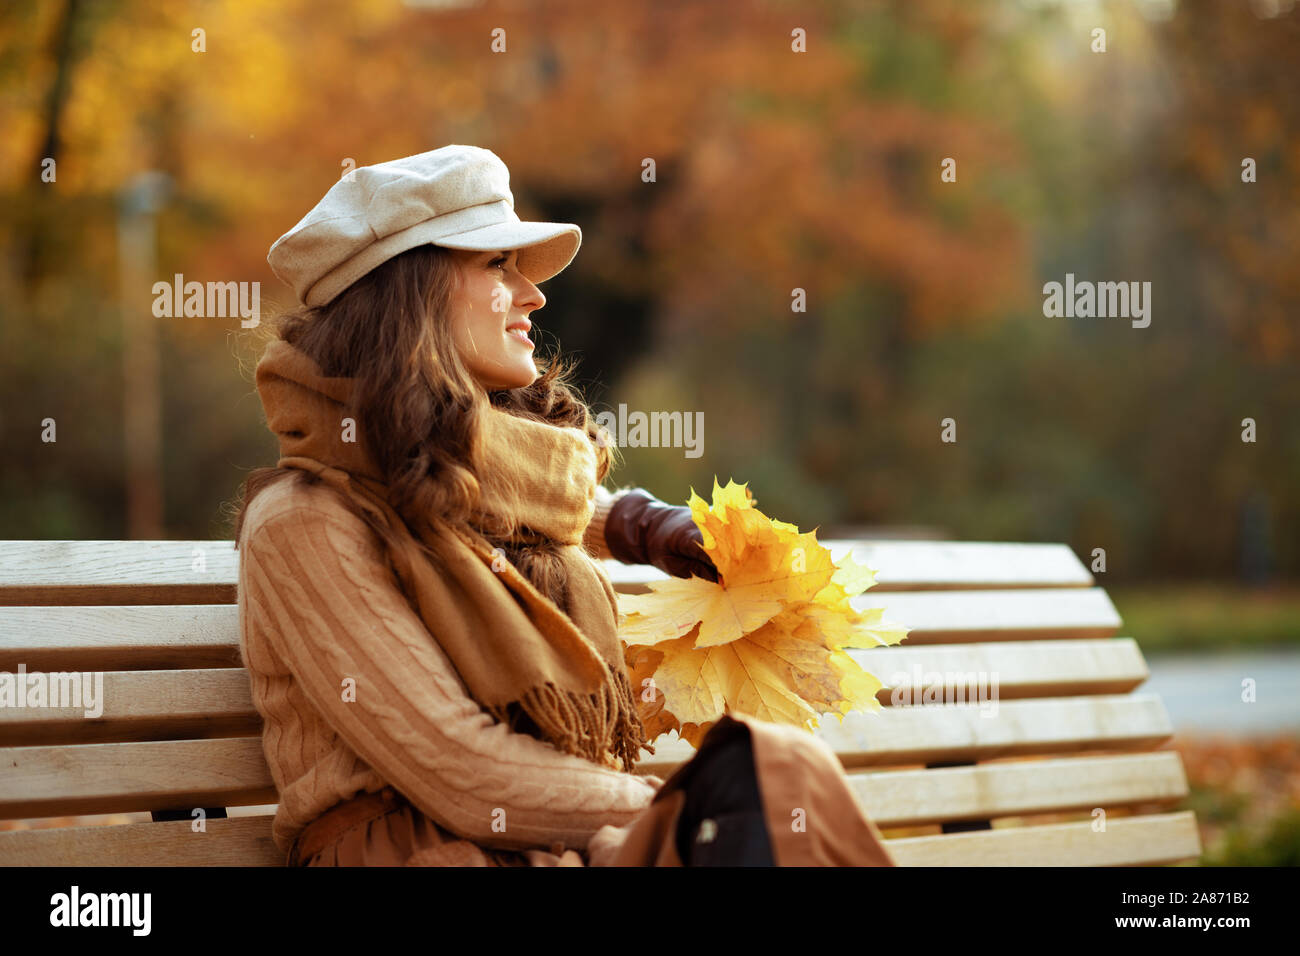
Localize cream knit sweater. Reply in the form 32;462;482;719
237;476;658;857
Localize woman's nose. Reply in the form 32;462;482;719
516;276;545;311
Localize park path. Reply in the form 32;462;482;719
1143;649;1300;736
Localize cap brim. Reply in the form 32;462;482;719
300;218;582;308
430;220;581;284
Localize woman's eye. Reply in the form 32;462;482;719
490;256;508;270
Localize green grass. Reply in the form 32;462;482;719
1183;785;1252;827
1107;585;1300;654
1199;806;1300;867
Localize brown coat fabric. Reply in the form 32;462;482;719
588;713;897;866
301;711;897;867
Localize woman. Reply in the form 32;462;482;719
234;145;896;866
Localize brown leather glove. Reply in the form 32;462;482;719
603;489;719;582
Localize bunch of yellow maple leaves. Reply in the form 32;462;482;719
619;478;909;747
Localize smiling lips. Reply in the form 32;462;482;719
506;318;534;347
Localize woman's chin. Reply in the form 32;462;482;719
509;359;538;387
479;361;538;391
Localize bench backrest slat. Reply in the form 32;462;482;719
0;739;1188;831
0;588;1121;673
886;811;1200;867
0;668;259;747
0;737;276;819
0;605;241;672
1;693;1175;819
637;693;1175;774
0;539;1096;606
0;816;285;867
850;751;1190;828
0;640;1151;749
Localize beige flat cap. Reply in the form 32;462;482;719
268;144;582;308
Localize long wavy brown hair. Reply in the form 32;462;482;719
227;243;619;610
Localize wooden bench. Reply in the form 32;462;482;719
0;539;1202;866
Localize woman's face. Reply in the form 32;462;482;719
448;247;545;391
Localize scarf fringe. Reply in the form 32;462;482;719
491;663;654;771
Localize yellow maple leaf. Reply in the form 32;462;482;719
619;477;909;747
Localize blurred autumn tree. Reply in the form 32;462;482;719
0;0;1296;582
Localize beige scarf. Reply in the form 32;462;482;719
254;339;649;771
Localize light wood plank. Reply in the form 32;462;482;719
0;639;1151;749
0;753;1191;837
1;729;1188;831
0;669;259;746
848;752;1189;827
0;815;284;867
609;541;1096;593
0;737;276;819
884;811;1202;866
0;605;242;672
206;754;1178;829
0;590;1122;675
637;694;1175;774
3;696;1176;819
831;541;1095;591
859;638;1149;704
854;588;1122;643
213;753;1193;828
0;539;1094;604
0;541;238;606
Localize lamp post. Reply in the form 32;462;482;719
117;171;170;540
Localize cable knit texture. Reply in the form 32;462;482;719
584;484;633;561
238;474;654;858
